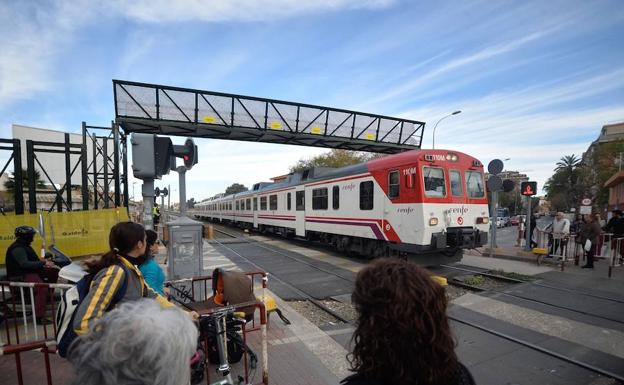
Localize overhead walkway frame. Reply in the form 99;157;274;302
113;80;425;154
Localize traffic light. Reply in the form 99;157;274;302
131;134;198;179
520;181;537;196
172;138;198;170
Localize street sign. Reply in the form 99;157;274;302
581;198;592;206
520;181;537;196
488;159;504;175
580;205;592;215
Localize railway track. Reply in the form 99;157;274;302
206;226;623;382
210;235;352;324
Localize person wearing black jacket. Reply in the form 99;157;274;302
604;210;624;262
5;226;58;321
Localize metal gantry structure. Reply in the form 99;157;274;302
0;122;128;214
113;80;425;154
1;80;426;215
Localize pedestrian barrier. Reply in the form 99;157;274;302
532;229;576;271
0;280;72;385
608;237;624;278
166;271;269;385
0;208;130;264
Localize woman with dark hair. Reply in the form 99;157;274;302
73;222;174;337
139;229;166;295
343;258;475;385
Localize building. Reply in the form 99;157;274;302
604;170;624;212
582;122;624;163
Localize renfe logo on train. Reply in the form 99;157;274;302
446;206;469;215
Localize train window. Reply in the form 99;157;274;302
287;192;292;210
269;195;278;210
450;170;463;196
312;188;328;210
260;196;267;210
466;171;485;198
236;201;240;211
388;171;400;199
246;198;251;210
332;186;339;210
360;181;374;210
253;198;258;211
296;191;305;211
229;202;232;211
423;167;446;197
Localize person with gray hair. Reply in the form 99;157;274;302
69;299;198;385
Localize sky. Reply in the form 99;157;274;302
1;0;623;202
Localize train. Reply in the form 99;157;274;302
189;149;489;265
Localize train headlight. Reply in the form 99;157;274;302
476;217;489;224
446;153;459;162
429;217;438;226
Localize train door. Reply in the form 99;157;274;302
295;186;306;236
253;196;258;228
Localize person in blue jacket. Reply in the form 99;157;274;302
139;229;166;296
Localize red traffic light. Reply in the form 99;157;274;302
183;155;189;161
520;181;537;196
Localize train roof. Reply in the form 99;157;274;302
205;149;482;202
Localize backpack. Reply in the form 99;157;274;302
55;266;128;357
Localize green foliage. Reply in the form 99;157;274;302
544;154;586;211
544;141;624;212
289;149;384;173
464;275;485;286
489;269;536;281
3;169;46;191
225;183;248;195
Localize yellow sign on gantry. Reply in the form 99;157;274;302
0;208;130;265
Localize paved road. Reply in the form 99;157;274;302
492;217;552;247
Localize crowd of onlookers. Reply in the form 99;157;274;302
3;220;477;385
517;210;624;269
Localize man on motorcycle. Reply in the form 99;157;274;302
5;225;59;321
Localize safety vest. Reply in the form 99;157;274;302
152;206;160;216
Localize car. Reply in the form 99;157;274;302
510;216;519;226
496;217;506;228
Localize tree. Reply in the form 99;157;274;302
544;154;588;211
289;149;385;173
225;183;248;195
3;169;46;191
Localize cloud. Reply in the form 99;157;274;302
107;0;394;23
397;68;624;192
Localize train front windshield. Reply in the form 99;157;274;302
466;171;485;198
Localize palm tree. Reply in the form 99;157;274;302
553;155;582;210
3;168;46;191
555;154;581;173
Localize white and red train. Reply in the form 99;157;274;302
190;149;489;265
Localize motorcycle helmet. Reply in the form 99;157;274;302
15;226;37;240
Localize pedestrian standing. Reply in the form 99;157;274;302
139;229;166;296
550;212;570;257
581;214;602;269
342;258;475;385
604;209;624;263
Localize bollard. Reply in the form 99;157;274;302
203;224;214;240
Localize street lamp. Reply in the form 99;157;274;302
432;110;461;149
